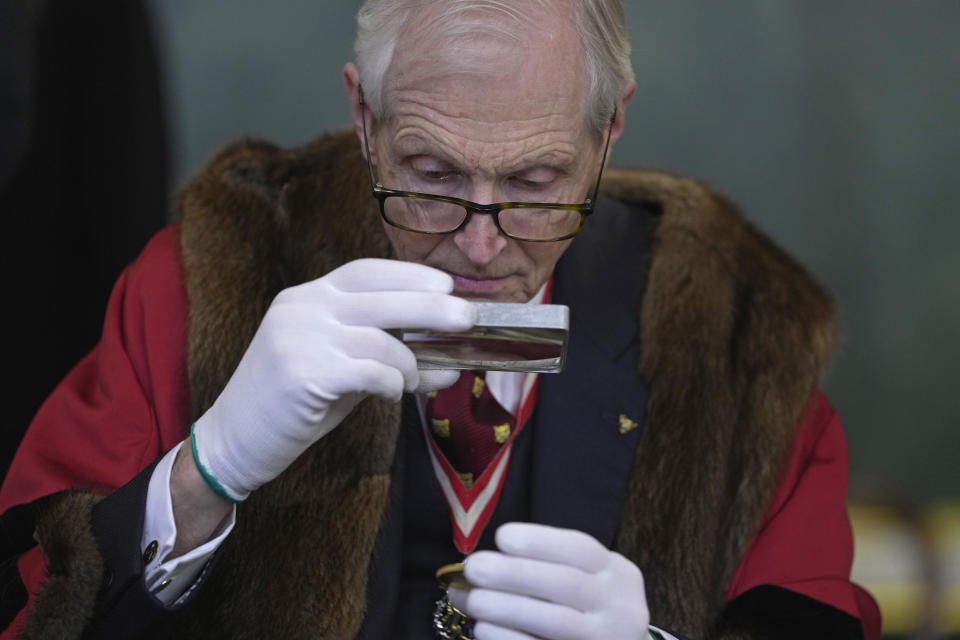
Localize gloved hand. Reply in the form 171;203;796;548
192;258;476;501
448;523;649;640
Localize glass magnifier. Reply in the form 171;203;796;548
402;302;569;373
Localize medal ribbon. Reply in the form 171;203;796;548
419;373;539;554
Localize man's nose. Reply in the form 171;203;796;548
452;211;508;265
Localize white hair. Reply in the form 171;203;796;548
354;0;634;134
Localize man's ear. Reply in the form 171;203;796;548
343;62;369;160
608;79;636;148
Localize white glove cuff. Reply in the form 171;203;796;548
190;423;248;503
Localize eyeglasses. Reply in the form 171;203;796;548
359;87;614;242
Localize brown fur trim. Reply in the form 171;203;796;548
178;133;393;419
171;133;398;637
170;133;835;638
603;169;836;637
22;492;106;640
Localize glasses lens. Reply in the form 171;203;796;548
383;195;467;233
499;207;582;241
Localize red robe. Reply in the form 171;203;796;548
0;225;881;639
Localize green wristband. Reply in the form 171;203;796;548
189;423;244;504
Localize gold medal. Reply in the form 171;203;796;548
433;563;474;640
436;563;471;591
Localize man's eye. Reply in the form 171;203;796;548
421;170;455;182
511;176;552;192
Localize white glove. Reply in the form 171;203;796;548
448;523;649;640
192;258;476;501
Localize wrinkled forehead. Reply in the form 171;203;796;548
385;1;587;124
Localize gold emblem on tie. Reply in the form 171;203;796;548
618;414;638;435
429;390;438;399
432;418;451;438
493;423;511;444
458;472;474;489
471;376;485;398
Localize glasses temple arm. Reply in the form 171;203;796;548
358;85;378;188
589;108;617;205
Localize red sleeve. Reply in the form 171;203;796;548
723;391;881;640
0;226;191;638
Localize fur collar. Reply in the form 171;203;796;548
604;169;835;635
168;130;835;638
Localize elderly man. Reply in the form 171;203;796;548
0;1;879;639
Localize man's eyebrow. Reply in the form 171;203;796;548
390;137;577;174
390;137;461;166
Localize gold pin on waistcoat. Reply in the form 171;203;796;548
618;414;638;435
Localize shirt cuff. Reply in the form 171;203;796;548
141;441;236;606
